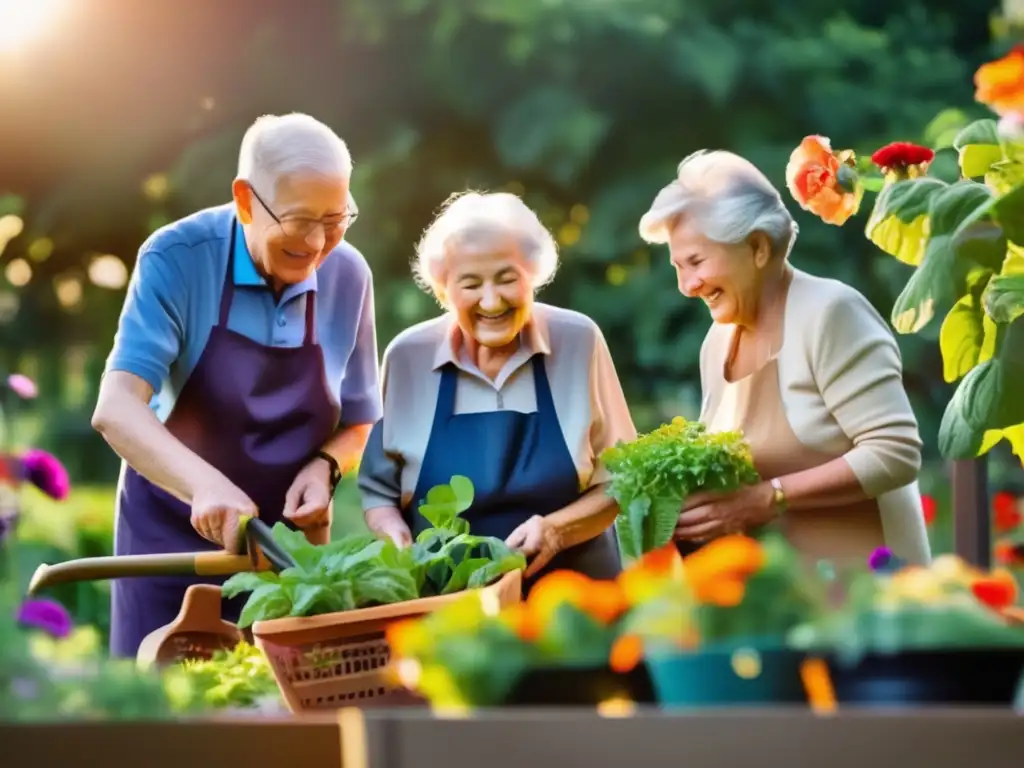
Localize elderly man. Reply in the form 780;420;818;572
92;113;381;657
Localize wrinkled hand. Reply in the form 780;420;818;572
282;457;333;530
674;482;776;542
191;478;258;553
365;507;413;548
506;515;563;578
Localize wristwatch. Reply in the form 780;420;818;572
769;478;788;516
316;450;342;496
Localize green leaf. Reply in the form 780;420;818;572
985;274;1024;323
986;159;1024;196
953;119;1000;152
417;503;455;530
448;475;475;513
236;584;291;628
938;289;997;383
861;176;885;193
960;145;1004;178
991;184;1024;246
938;318;1024;459
890;181;995;334
865;178;946;266
952;221;1007;272
221;571;278;598
924;108;971;150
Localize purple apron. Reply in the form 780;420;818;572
110;223;340;658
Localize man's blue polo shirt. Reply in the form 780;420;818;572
105;203;382;427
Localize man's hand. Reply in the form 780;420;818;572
190;478;259;553
282;457;334;530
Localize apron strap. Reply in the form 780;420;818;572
303;292;317;346
433;364;459;424
530;356;558;420
217;223;240;328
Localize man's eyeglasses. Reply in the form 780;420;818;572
248;184;358;240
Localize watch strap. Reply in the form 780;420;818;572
316;450;342;495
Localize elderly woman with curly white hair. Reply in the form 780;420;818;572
639;150;931;567
358;191;636;585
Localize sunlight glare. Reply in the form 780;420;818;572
0;0;64;54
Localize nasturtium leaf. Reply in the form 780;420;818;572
984;274;1024;323
890;182;995;334
865;178;946;266
939;292;993;383
953;221;1007;272
992;183;1024;247
952;119;1000;153
961;145;1004;178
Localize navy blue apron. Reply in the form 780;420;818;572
405;356;622;592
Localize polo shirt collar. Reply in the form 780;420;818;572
233;222;318;301
432;306;552;371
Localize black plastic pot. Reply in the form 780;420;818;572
647;646;808;708
826;648;1024;706
502;663;657;706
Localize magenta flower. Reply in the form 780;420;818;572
868;547;893;571
21;449;70;500
17;598;73;639
6;374;38;400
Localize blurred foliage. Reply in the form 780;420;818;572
0;1;1020;538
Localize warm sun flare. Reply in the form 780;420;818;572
0;0;64;54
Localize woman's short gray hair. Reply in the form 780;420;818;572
639;150;798;260
413;191;560;298
237;113;353;201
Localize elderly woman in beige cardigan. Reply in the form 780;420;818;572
639;150;931;567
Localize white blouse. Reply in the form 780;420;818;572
358;302;638;511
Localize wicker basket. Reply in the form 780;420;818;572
252;568;523;712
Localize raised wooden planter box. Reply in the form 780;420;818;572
4;708;1023;768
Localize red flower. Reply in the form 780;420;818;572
920;494;937;526
971;570;1019;611
994;539;1024;567
993;491;1022;533
870;142;935;172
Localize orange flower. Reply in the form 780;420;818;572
974;45;1024;117
971;568;1019;611
683;535;765;607
609;634;644;674
499;603;542;642
785;136;862;226
995;539;1024;567
386;618;423;657
586;580;629;624
618;543;685;605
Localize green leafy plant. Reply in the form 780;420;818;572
223;476;526;627
788;554;1024;662
177;641;281;710
601;417;760;558
793;48;1024;463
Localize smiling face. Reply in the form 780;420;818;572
442;232;534;349
668;215;769;326
233;171;350;289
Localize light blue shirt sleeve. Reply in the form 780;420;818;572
338;269;383;426
105;242;188;393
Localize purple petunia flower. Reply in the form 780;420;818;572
868;547;894;571
6;374;38;400
21;449;69;501
17;598;73;639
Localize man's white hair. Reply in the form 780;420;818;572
639;150;798;260
237;113;353;201
414;191;560;300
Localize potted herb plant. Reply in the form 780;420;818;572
788;550;1024;706
601;417;760;559
620;532;825;707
